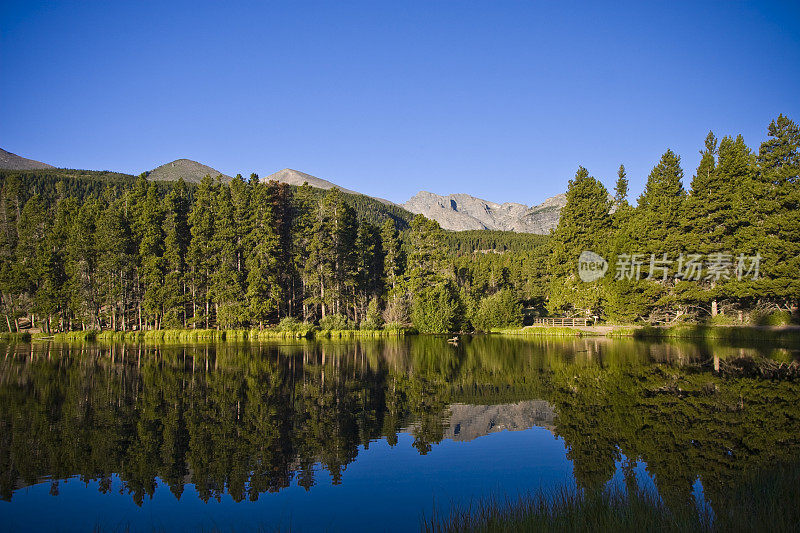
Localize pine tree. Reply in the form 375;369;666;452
752;115;800;309
15;195;49;329
245;181;280;327
188;176;216;328
136;182;166;329
614;164;629;208
266;181;294;317
0;177;23;331
406;215;459;332
210;181;246;328
682;136;753;316
354;222;383;322
634;149;686;255
161;180;190;327
617;150;687;321
96;196;134;330
66;198;101;329
35;192;73;332
547;167;611;317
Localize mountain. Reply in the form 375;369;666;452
403;191;566;234
263;168;397;206
263;168;360;194
405;400;556;443
145;159;232;183
0;148;54;170
1;149;567;233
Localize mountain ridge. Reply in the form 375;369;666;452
145;159;232;183
0;148;567;233
403;190;566;234
263;168;398;206
0;148;55;170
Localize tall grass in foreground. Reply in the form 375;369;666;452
423;460;800;533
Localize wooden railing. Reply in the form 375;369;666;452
532;317;592;327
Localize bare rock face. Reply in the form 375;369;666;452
443;401;556;442
146;159;232;183
263;168;397;205
404;400;556;444
0;148;54;170
263;168;360;194
403;191;566;234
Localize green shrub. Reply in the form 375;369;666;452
319;313;350;331
705;313;740;325
411;283;460;334
360;298;384;330
278;317;303;332
751;309;794;326
472;289;523;331
0;332;32;343
52;330;98;342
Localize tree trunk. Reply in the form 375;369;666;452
711;300;718;317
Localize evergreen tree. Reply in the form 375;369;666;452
96;196;134;330
161;180;190;327
752;115;800;309
66;198;101;329
266;180;294;317
406;215;459;332
210;181;246;328
614;164;629;208
547;167;611;317
682;136;753;317
380;219;406;324
354;222;383;322
136;182;166;329
245;182;280;327
188;176;216;327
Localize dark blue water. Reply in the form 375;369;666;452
0;337;796;531
3;430;574;532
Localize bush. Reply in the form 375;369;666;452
360;298;383;330
278;317;303;332
319;313;350;331
473;290;523;331
751;309;794;326
411;283;460;334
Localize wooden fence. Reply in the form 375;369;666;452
532;317;592;327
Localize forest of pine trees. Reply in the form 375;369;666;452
0;115;797;333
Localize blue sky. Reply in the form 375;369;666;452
2;1;799;205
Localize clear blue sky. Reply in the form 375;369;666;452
2;1;799;205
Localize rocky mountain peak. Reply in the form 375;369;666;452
403;191;566;234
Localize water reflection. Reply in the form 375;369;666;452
0;336;798;519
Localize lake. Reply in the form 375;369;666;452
0;336;798;532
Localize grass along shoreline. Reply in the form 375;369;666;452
2;324;798;346
423;459;800;533
1;325;415;343
494;324;800;346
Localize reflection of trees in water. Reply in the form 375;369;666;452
0;337;798;516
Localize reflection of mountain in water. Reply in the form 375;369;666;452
409;401;556;443
1;336;799;512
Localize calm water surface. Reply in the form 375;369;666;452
0;336;798;532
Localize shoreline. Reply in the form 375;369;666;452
1;324;798;346
493;324;800;346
